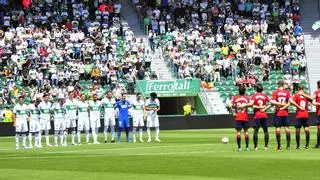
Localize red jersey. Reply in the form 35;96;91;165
272;89;291;116
292;93;309;118
232;95;250;121
313;90;320;116
252;92;270;119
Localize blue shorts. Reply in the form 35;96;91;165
274;116;290;127
295;118;309;128
118;119;130;128
253;118;268;128
316;116;320;125
235;121;249;130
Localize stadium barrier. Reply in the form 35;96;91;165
0;113;318;136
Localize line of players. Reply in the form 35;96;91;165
13;91;161;149
230;80;320;151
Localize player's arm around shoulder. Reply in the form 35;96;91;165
299;91;314;101
12;105;17;127
127;100;132;108
144;99;150;111
155;98;160;111
279;98;292;110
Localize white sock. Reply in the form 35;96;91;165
104;126;108;141
95;128;99;142
64;131;68;144
111;126;115;140
92;130;97;143
39;130;43;146
77;131;81;144
71;131;76;144
60;131;64;145
132;127;137;140
139;128;143;139
54;130;59;145
45;130;50;145
22;134;26;147
15;134;20;148
155;127;160;139
35;133;39;147
85;130;90;143
28;133;32;147
147;128;151;140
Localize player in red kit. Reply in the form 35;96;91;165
289;84;311;149
250;84;271;150
269;81;291;150
230;86;251;151
312;81;320;148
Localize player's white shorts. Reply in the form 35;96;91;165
16;120;28;133
78;118;90;131
40;118;51;131
160;27;165;34
29;120;40;133
146;115;159;128
54;118;66;131
65;118;77;128
133;114;144;127
104;115;115;127
90;117;101;129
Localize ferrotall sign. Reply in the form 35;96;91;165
136;79;200;97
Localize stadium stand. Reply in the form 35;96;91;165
135;0;308;114
0;0;155;121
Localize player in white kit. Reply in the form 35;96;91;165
77;94;90;144
51;97;66;146
13;96;29;149
145;92;161;142
131;93;145;143
101;91;116;143
38;94;52;147
65;92;78;145
89;94;102;144
27;100;40;148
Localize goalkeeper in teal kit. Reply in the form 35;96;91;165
115;93;131;142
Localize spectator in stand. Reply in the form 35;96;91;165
283;70;293;91
0;0;155;112
292;71;300;93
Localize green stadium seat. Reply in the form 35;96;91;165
269;74;276;80
265;91;272;96
289;106;295;113
79;80;86;85
103;85;110;90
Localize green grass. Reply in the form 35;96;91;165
0;127;319;180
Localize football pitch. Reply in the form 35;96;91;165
0;128;319;180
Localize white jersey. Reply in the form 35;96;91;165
38;101;52;120
145;98;160;128
89;100;101;119
28;104;39;121
101;98;115;116
145;98;160;117
132;99;145;116
13;103;29;122
51;103;65;119
65;99;77;119
77;100;89;118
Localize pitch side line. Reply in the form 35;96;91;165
0;150;226;160
45;143;220;154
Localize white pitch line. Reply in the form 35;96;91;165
0;150;226;160
45;143;220;154
0;148;16;151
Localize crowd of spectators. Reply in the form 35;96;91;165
138;0;306;92
0;0;156;109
